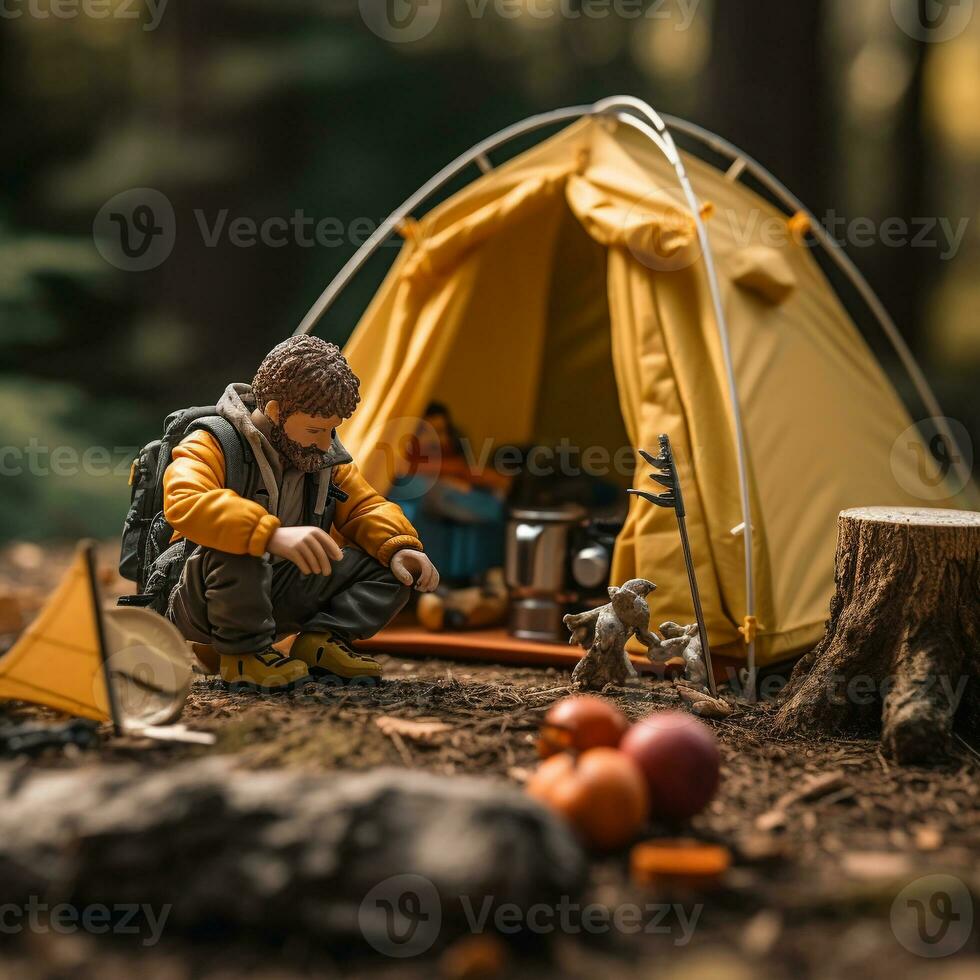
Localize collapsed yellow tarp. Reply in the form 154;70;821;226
341;118;960;665
0;547;112;722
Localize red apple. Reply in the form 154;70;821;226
538;696;629;758
619;712;720;820
527;747;649;850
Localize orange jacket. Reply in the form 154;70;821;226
163;430;422;566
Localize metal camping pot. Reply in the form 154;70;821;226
505;504;586;642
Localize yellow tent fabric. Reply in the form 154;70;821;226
340;117;961;665
0;547;112;722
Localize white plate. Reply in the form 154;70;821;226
102;606;193;726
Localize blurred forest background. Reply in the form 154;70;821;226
0;0;978;542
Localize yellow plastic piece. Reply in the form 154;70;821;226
0;548;112;721
787;210;811;240
396;217;423;242
738;615;760;645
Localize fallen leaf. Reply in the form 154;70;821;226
754;771;850;831
775;771;848;809
676;686;733;719
376;716;452;744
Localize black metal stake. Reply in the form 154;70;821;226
628;434;717;696
82;541;123;736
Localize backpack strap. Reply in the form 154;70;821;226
188;416;249;497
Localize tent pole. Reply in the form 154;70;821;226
82;541;123;736
595;97;759;700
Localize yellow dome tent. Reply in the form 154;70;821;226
296;97;973;691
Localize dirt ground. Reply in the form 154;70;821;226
1;542;978;979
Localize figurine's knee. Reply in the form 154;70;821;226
194;548;273;612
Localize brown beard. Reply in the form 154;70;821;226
269;423;331;474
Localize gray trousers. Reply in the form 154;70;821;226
167;546;409;655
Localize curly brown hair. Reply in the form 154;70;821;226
252;336;361;420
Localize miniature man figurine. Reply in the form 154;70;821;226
163;336;439;691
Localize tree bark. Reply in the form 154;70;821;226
705;0;829;208
774;507;980;764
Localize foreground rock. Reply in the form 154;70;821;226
0;760;586;948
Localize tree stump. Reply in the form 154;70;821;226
774;507;980;764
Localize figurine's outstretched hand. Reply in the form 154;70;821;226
391;549;440;592
268;526;342;575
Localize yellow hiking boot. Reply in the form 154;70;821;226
219;649;311;692
290;632;382;686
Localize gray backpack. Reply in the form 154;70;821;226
119;406;246;610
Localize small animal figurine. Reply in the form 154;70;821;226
649;621;709;691
564;579;661;689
